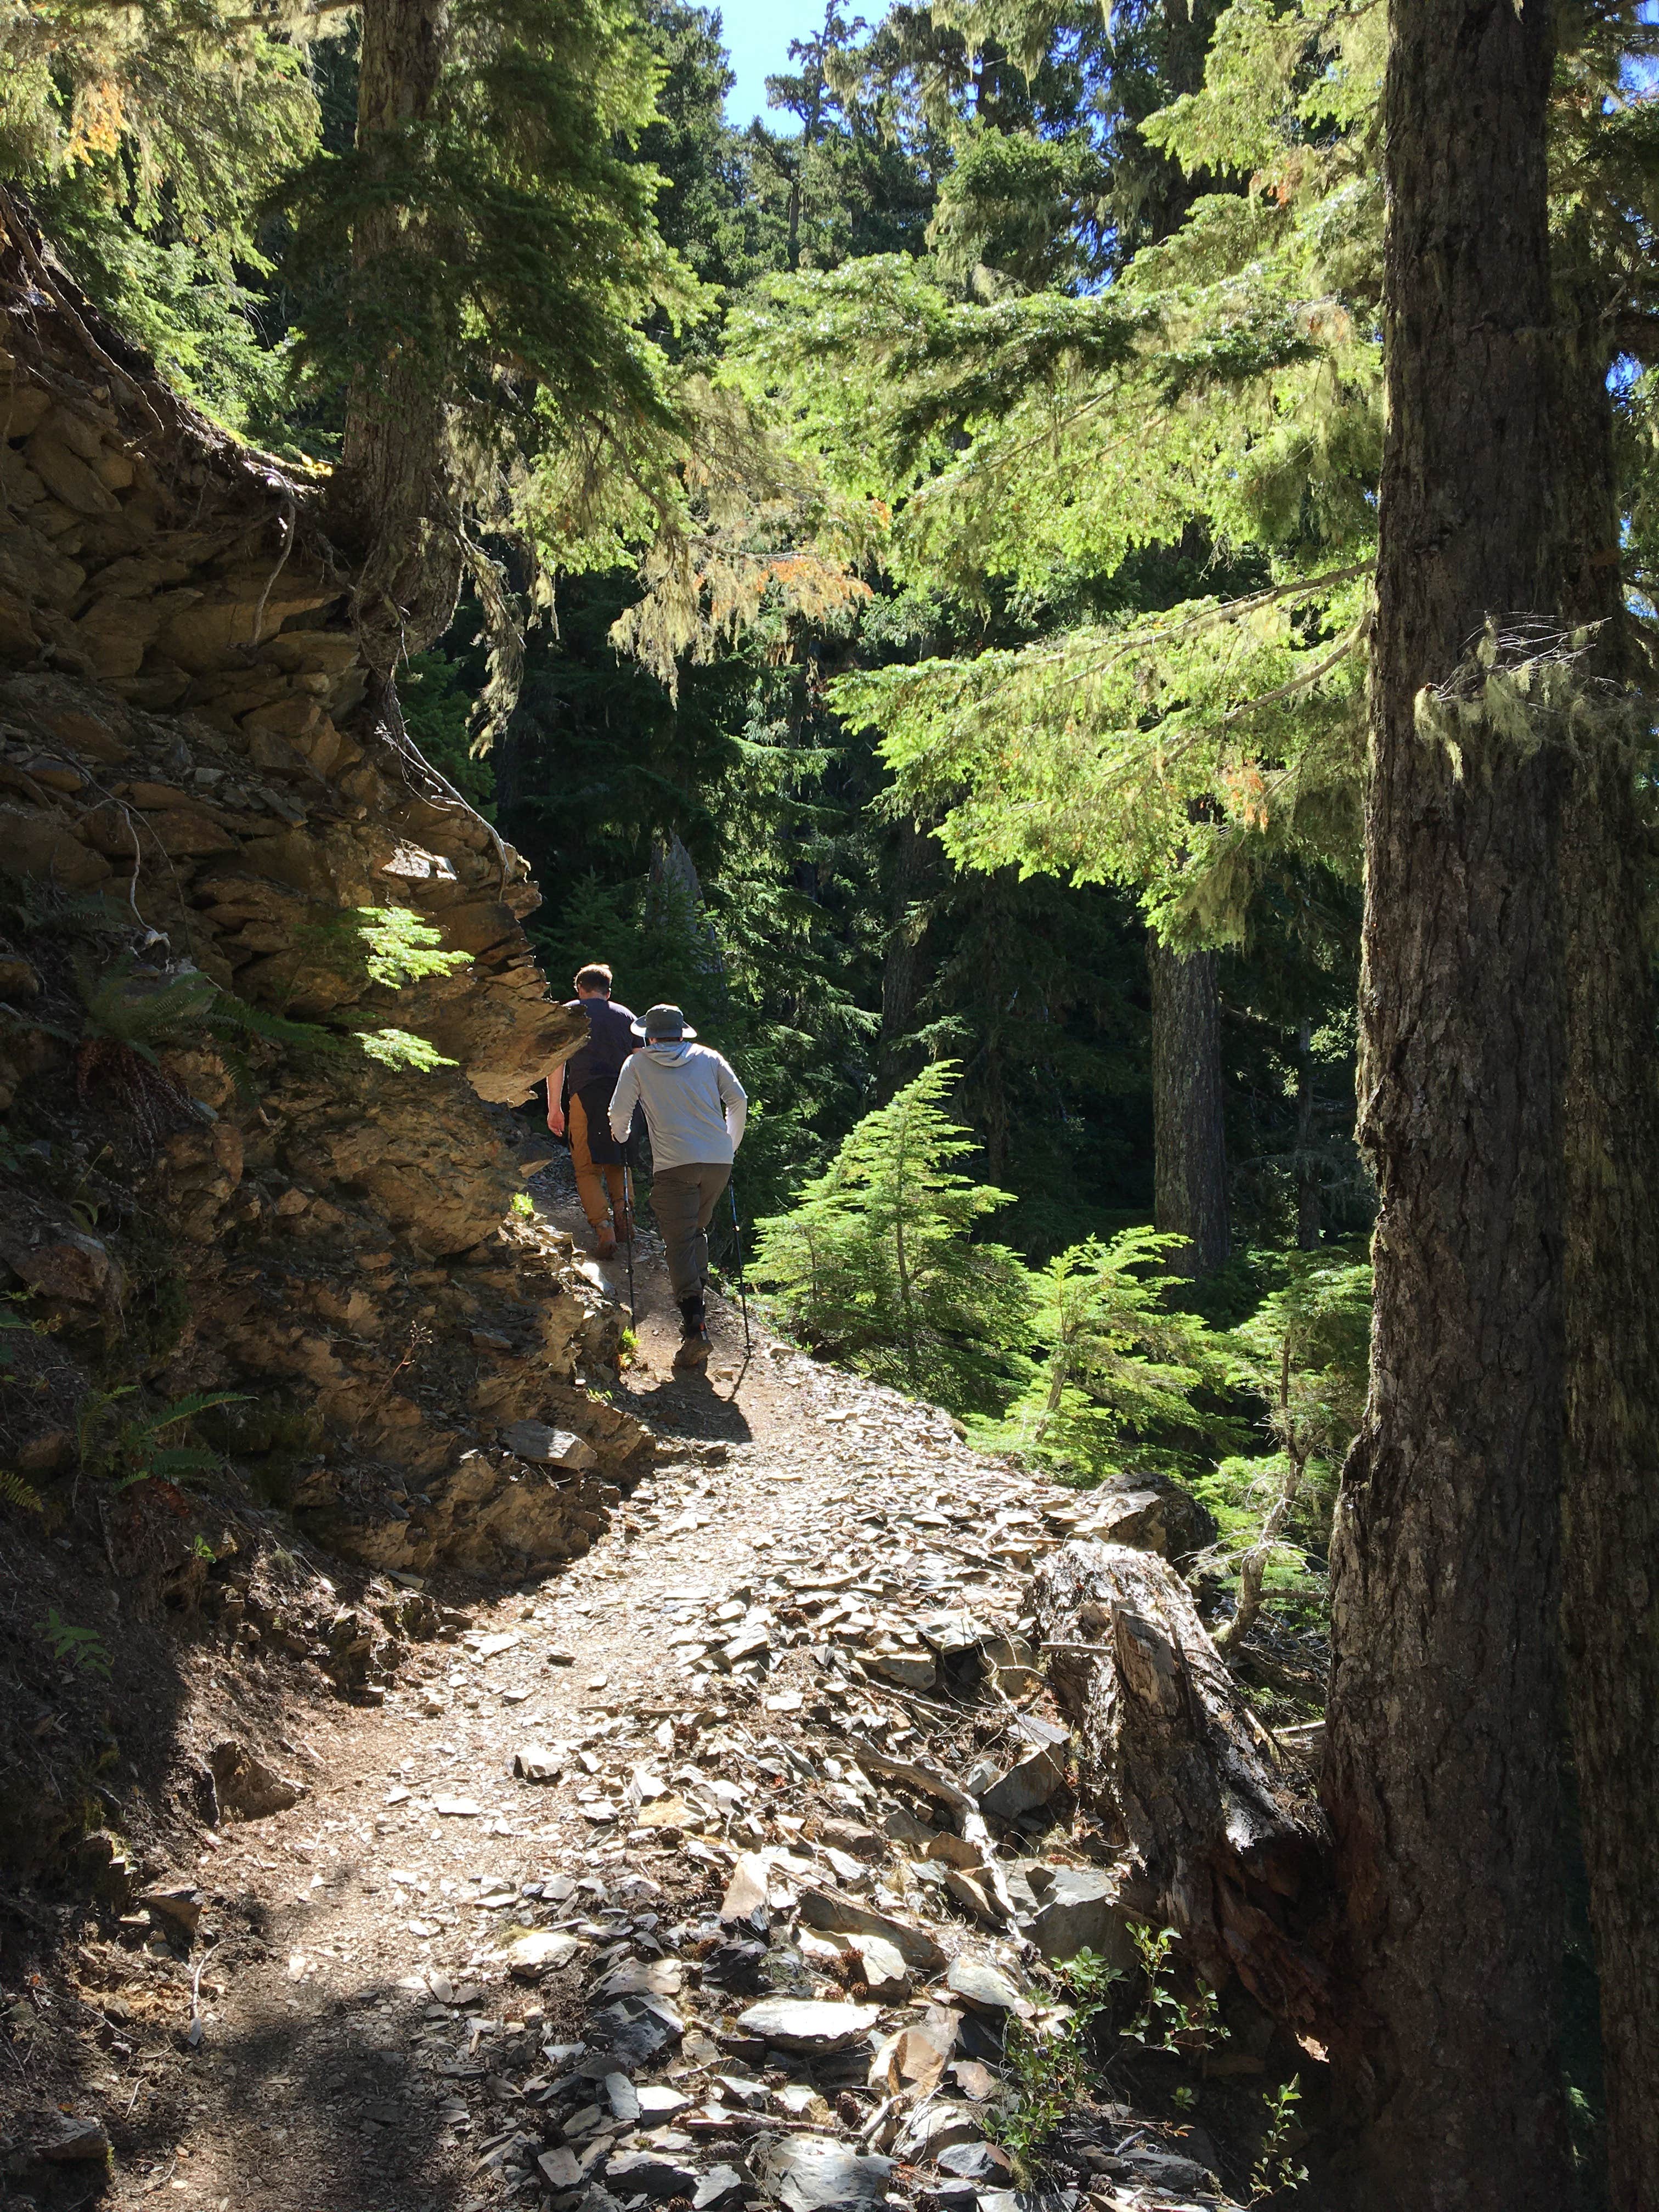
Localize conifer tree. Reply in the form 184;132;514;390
1210;1245;1368;1647
999;1226;1222;1477
751;1060;1031;1410
282;0;699;678
729;0;1361;1277
0;0;324;422
1551;119;1659;2212
1316;0;1572;2190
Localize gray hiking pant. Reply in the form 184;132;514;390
650;1160;731;1304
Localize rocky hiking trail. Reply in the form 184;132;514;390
6;1185;1301;2212
0;191;1329;2212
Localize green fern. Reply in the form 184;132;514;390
70;949;341;1119
35;1609;112;1679
356;1026;459;1072
74;951;219;1065
77;951;336;1057
0;1293;50;1374
77;1386;249;1492
296;907;471;992
0;1469;44;1514
207;991;340;1055
0;872;127;941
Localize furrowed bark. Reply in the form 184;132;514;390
878;817;935;1104
1553;253;1659;2212
1294;1019;1321;1250
329;0;465;674
1319;0;1570;2196
1149;933;1229;1278
1032;1541;1332;2034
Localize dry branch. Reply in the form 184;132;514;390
1032;1539;1333;2036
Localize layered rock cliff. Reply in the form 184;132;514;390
0;205;651;1629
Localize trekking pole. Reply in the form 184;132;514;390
727;1181;751;1357
622;1159;637;1322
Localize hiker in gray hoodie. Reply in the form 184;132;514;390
608;1003;747;1370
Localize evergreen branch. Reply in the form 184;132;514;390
1216;618;1368;727
0;183;166;436
1020;563;1373;686
905;398;1173;517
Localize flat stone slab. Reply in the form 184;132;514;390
507;1930;583;1978
693;2165;747;2210
751;2133;894;2211
603;2150;698;2199
719;1851;771;1922
1026;1867;1136;1974
978;1747;1065;1822
591;1958;684;2000
735;1997;881;2054
513;1745;563;1783
845;1933;910;2001
945;1956;1030;2016
499;1419;599;1470
798;1886;946;1973
866;1650;938;1692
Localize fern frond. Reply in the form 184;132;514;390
146;1390;250;1434
112;1445;221;1489
204;994;340;1053
74;951;219;1050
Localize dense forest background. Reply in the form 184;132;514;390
10;0;1375;1261
10;0;1659;2194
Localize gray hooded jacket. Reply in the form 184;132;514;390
607;1041;747;1170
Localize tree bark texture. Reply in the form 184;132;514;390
877;817;935;1103
1552;276;1659;2212
1149;934;1229;1278
330;0;465;676
1319;0;1570;2198
1294;1019;1321;1250
1032;1542;1333;2035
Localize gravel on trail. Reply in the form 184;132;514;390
10;1187;1259;2212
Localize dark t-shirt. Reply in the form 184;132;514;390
562;997;635;1096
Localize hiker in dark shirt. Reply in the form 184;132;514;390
546;963;636;1259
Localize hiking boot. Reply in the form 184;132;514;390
594;1227;617;1261
673;1297;710;1371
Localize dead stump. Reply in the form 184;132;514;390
1032;1539;1334;2036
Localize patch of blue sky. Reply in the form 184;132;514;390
715;0;836;132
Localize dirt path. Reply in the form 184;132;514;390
16;1183;1256;2212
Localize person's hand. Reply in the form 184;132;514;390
547;1102;565;1137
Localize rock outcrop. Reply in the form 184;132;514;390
0;199;651;1595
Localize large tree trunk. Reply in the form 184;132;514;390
1032;1542;1332;2035
1293;1019;1321;1250
328;0;465;676
1553;261;1659;2211
1319;0;1571;2197
877;817;935;1103
1149;934;1229;1277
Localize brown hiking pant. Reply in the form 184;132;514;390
650;1160;731;1304
569;1092;627;1234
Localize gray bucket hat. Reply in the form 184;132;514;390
631;1002;697;1042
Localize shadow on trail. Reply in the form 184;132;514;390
201;1972;484;2212
616;1365;754;1444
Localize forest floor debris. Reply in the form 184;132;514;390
0;1177;1316;2212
